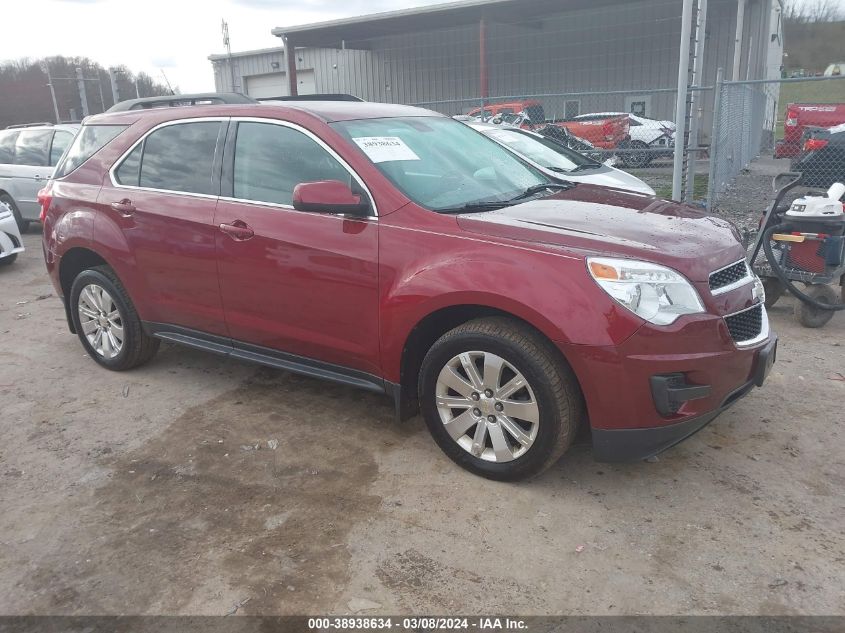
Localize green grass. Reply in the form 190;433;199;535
654;174;708;201
774;79;845;140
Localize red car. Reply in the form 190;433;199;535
40;96;776;481
467;100;630;150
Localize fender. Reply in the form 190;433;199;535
378;214;644;383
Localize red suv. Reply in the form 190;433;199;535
41;97;776;480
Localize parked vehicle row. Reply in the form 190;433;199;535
0;122;79;232
40;94;775;481
465;100;676;167
465;120;655;195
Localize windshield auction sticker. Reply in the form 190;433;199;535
352;136;420;163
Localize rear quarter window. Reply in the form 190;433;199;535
55;125;127;178
14;130;52;166
0;130;19;164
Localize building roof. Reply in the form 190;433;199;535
208;46;284;62
271;0;619;47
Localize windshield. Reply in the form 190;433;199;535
481;128;599;172
331;116;549;211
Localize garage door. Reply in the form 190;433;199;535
244;73;288;99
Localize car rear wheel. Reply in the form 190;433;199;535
70;266;160;370
0;253;17;266
419;317;584;481
620;140;651;168
0;194;29;233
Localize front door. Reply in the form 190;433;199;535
99;119;228;335
214;119;380;375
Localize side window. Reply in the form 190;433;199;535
14;130;52;166
232;122;351;206
0;130;19;164
115;143;143;187
50;131;74;166
139;122;220;195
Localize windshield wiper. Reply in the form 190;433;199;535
509;182;574;202
570;163;603;172
438;200;514;214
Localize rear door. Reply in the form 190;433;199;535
11;129;53;220
99;118;228;335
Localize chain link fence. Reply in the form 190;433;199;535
707;75;845;212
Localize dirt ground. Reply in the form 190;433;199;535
0;230;843;616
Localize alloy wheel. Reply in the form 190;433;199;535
77;283;124;359
435;351;540;462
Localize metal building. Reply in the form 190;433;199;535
211;0;781;125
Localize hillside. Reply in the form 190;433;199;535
783;20;845;73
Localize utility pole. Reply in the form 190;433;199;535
108;68;120;105
222;19;237;92
41;62;61;123
96;70;107;113
75;67;90;117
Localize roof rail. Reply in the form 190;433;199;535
5;122;54;129
256;93;364;102
107;92;258;113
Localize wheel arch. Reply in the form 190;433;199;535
58;247;111;333
392;303;583;421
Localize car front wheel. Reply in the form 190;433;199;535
419;317;584;481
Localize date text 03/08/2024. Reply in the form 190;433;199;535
307;617;527;630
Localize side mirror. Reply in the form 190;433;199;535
292;180;370;215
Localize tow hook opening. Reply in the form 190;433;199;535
650;373;712;417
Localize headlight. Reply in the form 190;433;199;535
587;257;705;325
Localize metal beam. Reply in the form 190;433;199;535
479;17;489;100
732;0;746;80
284;36;298;97
672;0;694;200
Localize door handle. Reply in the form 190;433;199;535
34;175;45;182
110;199;136;217
219;220;254;241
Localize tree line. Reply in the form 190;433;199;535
0;56;173;128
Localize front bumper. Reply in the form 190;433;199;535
592;336;777;461
558;311;777;462
0;208;24;259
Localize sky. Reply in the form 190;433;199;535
0;0;449;93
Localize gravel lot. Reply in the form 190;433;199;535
1;230;843;616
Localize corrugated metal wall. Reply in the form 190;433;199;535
211;0;774;132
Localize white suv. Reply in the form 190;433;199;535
0;122;79;231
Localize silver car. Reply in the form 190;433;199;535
0;122;79;231
466;121;655;196
0;201;24;265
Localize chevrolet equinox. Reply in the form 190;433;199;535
40;98;777;480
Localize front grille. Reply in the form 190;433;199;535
724;304;763;343
709;260;749;292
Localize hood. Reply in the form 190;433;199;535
563;164;654;195
456;184;745;282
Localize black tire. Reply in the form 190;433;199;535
793;284;837;328
0;193;29;233
762;277;785;308
0;253;17;266
418;317;584;481
620;140;651;168
69;265;160;370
